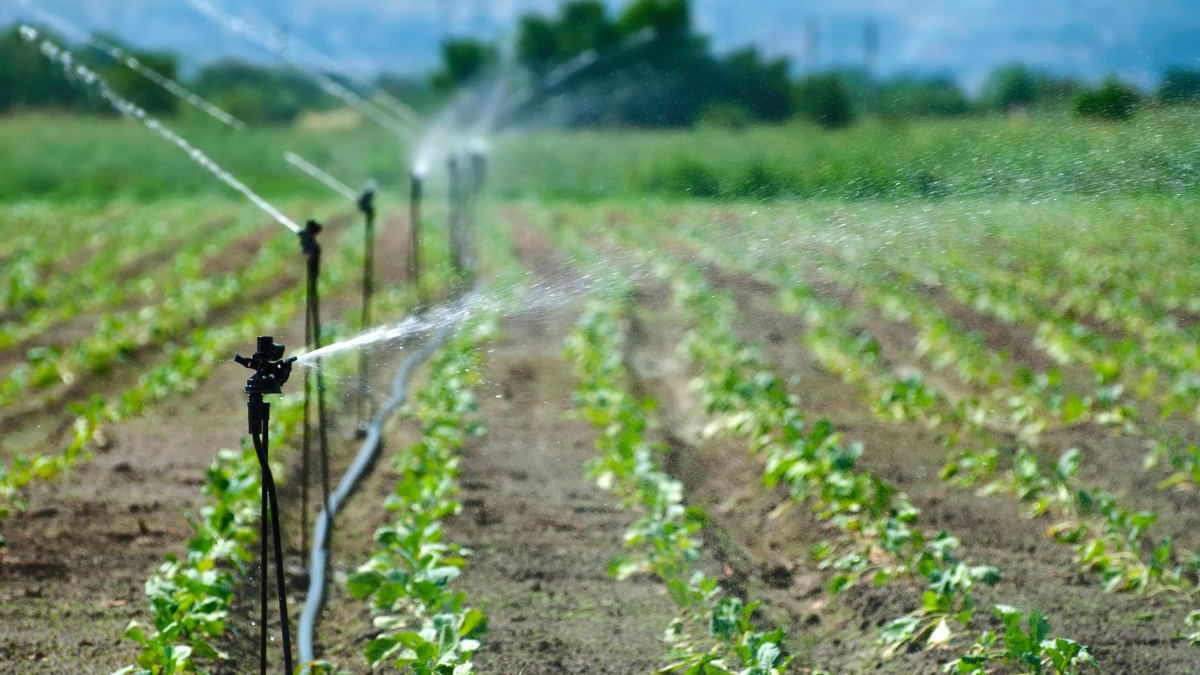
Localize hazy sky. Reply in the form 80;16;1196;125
4;0;1199;87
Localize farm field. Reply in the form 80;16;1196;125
4;111;1200;675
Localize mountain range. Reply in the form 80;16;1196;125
3;0;1199;89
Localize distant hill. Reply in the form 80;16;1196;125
3;0;1199;87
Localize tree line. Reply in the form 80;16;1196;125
3;0;1200;128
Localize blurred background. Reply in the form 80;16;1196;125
1;0;1199;204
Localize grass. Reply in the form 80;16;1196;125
5;105;1200;204
489;106;1200;202
0;112;406;201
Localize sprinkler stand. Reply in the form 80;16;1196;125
447;155;465;278
357;188;377;428
236;336;297;675
410;171;424;295
298;220;330;562
465;149;486;277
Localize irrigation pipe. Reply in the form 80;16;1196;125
297;320;458;670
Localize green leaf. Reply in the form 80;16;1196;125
347;570;385;599
829;574;853;595
121;621;148;645
1029;610;1050;644
880;616;920;647
459;609;486;638
928;619;953;646
755;640;782;669
365;636;401;666
709;597;743;641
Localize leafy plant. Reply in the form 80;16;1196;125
565;297;793;675
349;326;492;674
944;605;1098;674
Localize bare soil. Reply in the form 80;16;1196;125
6;207;1200;675
631;265;1200;674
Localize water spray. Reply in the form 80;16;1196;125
298;221;331;562
497;26;656;127
19;27;300;234
235;336;297;675
284;151;359;202
15;0;247;131
182;0;415;139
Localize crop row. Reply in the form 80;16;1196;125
666;258;1100;673
114;394;305;675
636;207;1200;643
0;201;216;317
627;205;1200;603
108;198;489;674
0;208;364;537
555;206;1101;673
0;207;250;355
565;294;794;675
0;218;301;410
349;321;494;675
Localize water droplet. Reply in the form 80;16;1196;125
19;26;38;41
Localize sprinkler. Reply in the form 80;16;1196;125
447;155;464;277
298;221;330;561
410;171;424;292
465;147;487;275
447;154;478;281
356;186;377;428
235;336;297;675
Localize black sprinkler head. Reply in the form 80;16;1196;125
299;220;323;257
357;188;375;218
236;336;296;396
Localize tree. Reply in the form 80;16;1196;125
87;35;180;116
720;47;793;122
0;26;96;114
984;64;1037;112
557;1;619;58
193;61;333;124
1074;78;1140;121
878;75;970;120
617;0;691;39
1160;67;1200;104
795;73;856;129
432;39;497;93
516;15;559;74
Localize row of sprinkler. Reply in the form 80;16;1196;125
14;10;486;673
241;146;487;675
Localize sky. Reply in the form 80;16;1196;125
3;0;1200;88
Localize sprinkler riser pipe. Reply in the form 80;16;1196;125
238;336;296;675
410;173;423;285
297;220;331;579
447;155;463;276
358;189;377;424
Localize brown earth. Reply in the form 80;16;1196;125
303;226;683;674
0;212;356;674
629;264;1200;674
7;202;1200;675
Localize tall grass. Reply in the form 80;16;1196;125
0;113;406;201
5;105;1200;203
489;107;1200;202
